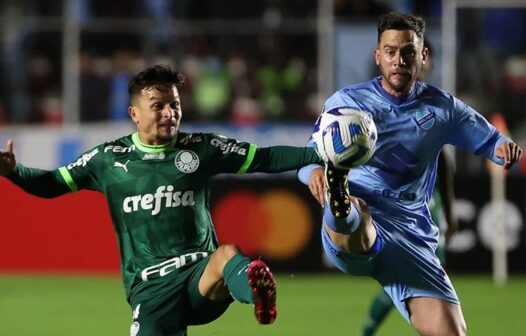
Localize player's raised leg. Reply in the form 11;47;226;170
197;244;277;324
323;164;378;254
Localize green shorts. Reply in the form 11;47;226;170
129;255;233;336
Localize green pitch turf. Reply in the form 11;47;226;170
0;273;524;335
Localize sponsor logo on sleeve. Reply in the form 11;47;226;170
67;148;99;169
210;138;247;156
179;134;203;145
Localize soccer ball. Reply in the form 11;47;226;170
312;107;377;169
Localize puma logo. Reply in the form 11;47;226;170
114;160;130;172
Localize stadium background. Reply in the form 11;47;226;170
1;1;525;335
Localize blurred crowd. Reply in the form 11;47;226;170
0;0;525;139
0;0;444;125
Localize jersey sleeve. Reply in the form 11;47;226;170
448;97;510;165
57;145;105;193
323;90;361;112
297;138;322;185
202;134;257;175
6;164;71;198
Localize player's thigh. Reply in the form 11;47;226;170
129;276;189;336
374;234;460;324
187;255;232;325
408;297;467;336
321;224;383;276
129;260;216;336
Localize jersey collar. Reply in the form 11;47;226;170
373;76;419;106
132;132;178;153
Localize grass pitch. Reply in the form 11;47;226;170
0;273;524;335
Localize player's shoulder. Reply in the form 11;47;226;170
413;81;462;116
64;134;134;169
99;134;136;154
176;131;206;146
417;81;454;102
324;79;377;111
177;131;251;159
75;134;132;155
176;132;233;151
336;79;376;98
179;131;243;145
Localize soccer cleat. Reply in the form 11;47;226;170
247;259;277;325
325;164;351;218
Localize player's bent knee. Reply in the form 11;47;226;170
215;244;241;261
200;245;243;297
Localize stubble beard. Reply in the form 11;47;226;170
381;68;411;94
154;124;179;144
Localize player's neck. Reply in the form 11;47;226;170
135;132;173;148
380;77;414;98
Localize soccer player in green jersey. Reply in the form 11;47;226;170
0;65;320;336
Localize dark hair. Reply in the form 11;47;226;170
128;64;185;98
377;12;426;43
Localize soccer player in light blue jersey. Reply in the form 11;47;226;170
298;12;522;336
361;39;460;336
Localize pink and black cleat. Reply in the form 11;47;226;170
247;259;277;325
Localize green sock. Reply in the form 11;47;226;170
362;290;394;336
223;254;253;304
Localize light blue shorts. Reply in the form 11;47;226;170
321;219;459;322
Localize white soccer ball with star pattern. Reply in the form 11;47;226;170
312;107;377;169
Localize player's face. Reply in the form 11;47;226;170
375;29;428;97
129;85;182;145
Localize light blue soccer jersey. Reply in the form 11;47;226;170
321;76;508;245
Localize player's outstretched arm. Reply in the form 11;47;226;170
0;139;70;198
0;139;16;176
495;141;523;170
246;146;322;173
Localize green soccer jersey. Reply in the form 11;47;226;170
57;132;264;297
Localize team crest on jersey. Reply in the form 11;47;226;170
175;150;199;173
414;111;435;130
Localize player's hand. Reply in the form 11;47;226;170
495;141;523;170
308;167;325;207
0;139;16;176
